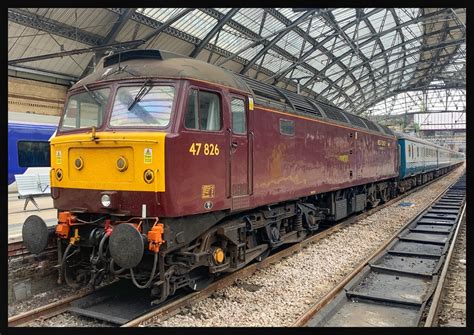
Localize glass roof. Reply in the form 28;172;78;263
8;7;466;115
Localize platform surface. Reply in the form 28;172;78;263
8;192;56;243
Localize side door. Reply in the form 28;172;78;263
229;95;250;210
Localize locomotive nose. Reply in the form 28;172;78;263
22;215;54;254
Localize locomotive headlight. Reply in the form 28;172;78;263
74;157;84;170
116;156;128;172
101;194;112;207
55;169;63;181
144;169;154;184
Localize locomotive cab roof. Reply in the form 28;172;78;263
73;49;251;94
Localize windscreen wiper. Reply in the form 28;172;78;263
128;79;153;112
82;84;105;106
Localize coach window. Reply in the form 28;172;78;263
417;146;419;157
18;141;50;167
184;89;221;131
231;98;246;134
408;145;411;158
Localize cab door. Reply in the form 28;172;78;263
229;96;250;210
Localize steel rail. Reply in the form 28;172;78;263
292;169;465;327
8;239;56;258
423;202;466;327
8;290;92;327
122;168;461;327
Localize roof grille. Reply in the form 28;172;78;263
239;75;284;102
363;119;382;132
284;90;322;117
342;112;368;129
316;103;349;123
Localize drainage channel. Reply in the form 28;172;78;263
305;174;466;327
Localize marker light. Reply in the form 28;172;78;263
144;169;154;184
74;157;84;170
116;156;128;172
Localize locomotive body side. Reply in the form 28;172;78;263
156;79;399;218
249;105;399;207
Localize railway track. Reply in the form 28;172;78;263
8;238;56;258
8;168;461;327
293;173;466;327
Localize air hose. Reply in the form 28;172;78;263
109;259;126;275
61;243;82;289
130;252;158;289
98;233;109;261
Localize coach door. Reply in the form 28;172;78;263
229;96;250;210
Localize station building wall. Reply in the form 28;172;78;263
8;76;68;116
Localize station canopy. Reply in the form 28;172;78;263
8;8;466;115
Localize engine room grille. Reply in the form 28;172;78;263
363;119;382;132
342;112;368;129
316;103;349;124
284;90;322;117
239;75;284;102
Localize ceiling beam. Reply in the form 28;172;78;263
302;8;454;93
353;75;465;114
138;8;195;47
81;8;137;78
8;40;139;65
267;8;382;85
239;10;318;75
190;8;239;58
261;8;359;109
319;28;465;107
8;8;103;46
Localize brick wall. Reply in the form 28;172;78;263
8;77;68;116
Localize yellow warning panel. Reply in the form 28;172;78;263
144;148;152;164
56;150;62;164
201;184;215;199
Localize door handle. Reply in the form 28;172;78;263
231;141;238;151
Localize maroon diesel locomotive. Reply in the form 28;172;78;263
23;49;403;303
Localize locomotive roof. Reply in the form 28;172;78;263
73;49;394;137
72;49;251;94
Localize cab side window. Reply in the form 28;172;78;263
184;89;221;131
231;98;246;134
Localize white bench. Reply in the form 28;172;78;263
14;174;51;210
